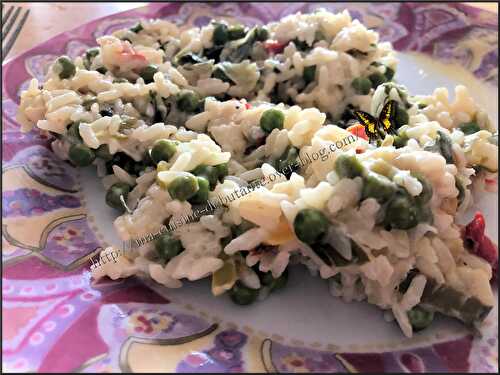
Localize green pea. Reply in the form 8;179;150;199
139;64;158;83
362;172;397;203
412;172;433;204
303;65;316;85
96;67;107;75
293;208;330;245
276;146;299;177
105;182;131;211
407;306;434;332
255;27;269;41
352;240;369;264
176;90;201;113
230;281;259;305
383;190;419;230
260;108;284;133
84;48;99;68
314;29;325;42
459;121;481;135
346;48;368;58
142;147;155;166
189;177;210;204
155;233;183;262
120;158;145;176
228;25;246;40
329;246;350;266
68;143;96;167
368;72;387;89
384;66;395;81
151;139;177;164
292;38;309;51
260;271;275;287
191;165;219;190
398;269;418;294
416;203;433;224
213;23;229;45
130;23;143;33
312;243;349;267
437;130;454;164
212;67;233;84
85;47;99;60
95;144;113;161
99;108;113;117
335;154;364;179
56;56;76;79
260;269;288;292
394;104;409;128
66;122;82;144
168;175;199;201
215;163;229;182
393;132;409;148
351;77;372;95
176;52;205;65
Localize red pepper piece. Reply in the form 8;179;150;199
462;211;498;281
263;40;288;54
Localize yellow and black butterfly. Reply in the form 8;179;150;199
353;100;398;143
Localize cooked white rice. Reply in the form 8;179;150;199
16;9;498;338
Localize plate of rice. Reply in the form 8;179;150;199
3;2;498;372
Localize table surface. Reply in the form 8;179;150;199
2;2;498;62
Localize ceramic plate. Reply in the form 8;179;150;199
2;3;498;373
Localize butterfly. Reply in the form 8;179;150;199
353;100;398;143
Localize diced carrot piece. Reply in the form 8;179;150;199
346;123;368;141
263;40;287;54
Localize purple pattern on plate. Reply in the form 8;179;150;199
176;330;247;373
2;258;153;372
24;54;59;82
103;304;212;342
474;44;498;85
267;335;472;372
268;340;346;372
41;218;101;267
89;302;215;372
5;145;78;192
66;40;93;59
2;99;53;162
2;188;80;217
2;98;20;122
2;246;32;263
2;129;53;163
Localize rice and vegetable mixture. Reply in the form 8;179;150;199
17;9;498;337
